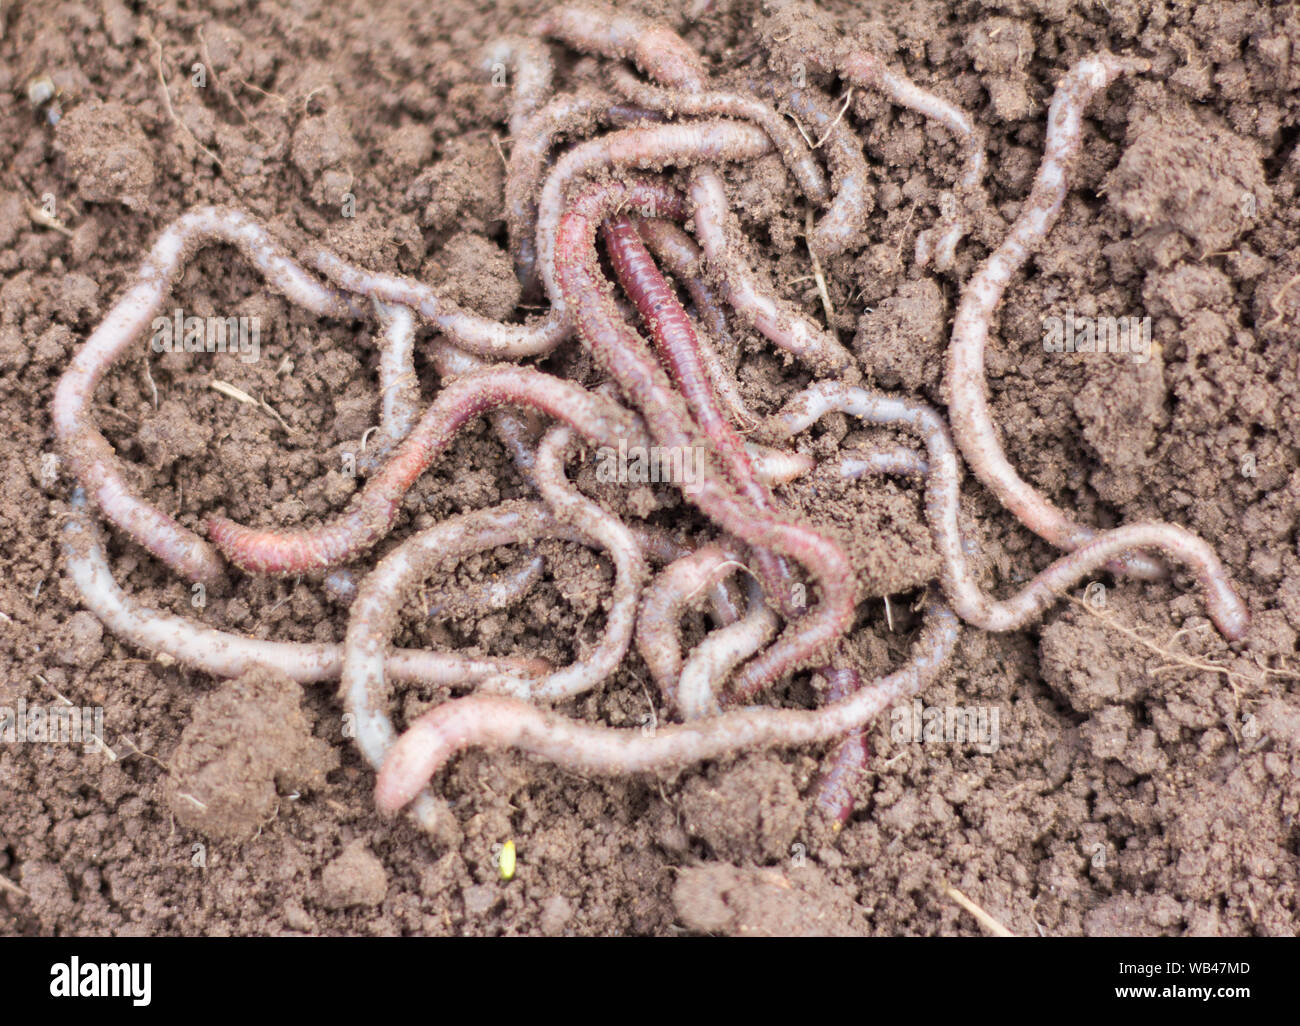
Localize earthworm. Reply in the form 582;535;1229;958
358;299;421;475
602;211;793;600
425;338;543;480
374;597;959;811
339;496;645;825
634;541;747;705
746;443;817;486
307;246;571;358
62;490;547;686
769;381;1250;641
425;554;545;619
687;168;856;375
839;448;930;480
632;217;759;430
556;176;857;693
52;205;364;587
943;54;1166;580
607;64;830;205
837;47;987;270
536;4;708;92
534;118;775;312
676;577;779;721
748;75;874;260
481;36;556;138
811;666;870;828
205;366;645;574
505;87;665;290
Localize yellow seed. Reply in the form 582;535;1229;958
498;840;516;881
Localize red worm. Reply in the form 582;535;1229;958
205;366;644;574
554;175;857;695
810;666;871;829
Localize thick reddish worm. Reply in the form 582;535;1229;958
602;212;795;603
62;489;547;686
555;175;856;695
632;216;760;430
205;366;644;574
945;54;1166;582
770;382;1250;641
52;206;364;587
374;597;959;812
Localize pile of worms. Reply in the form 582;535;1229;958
54;5;1249;833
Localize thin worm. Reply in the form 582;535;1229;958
425;554;545;619
206;366;645;574
607;64;830;205
748;75;874;260
837;47;987;270
769;381;1249;640
358;299;421;475
480;36;556;138
943;54;1167;581
339;499;640;824
52;206;364;587
635;541;747;705
62;490;548;686
374;598;959;812
839;447;930;480
811;666;870;828
536;4;709;92
308;247;571;358
555;176;857;695
688;168;855;375
676;577;779;721
746;442;816;486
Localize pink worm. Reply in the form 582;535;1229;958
601;212;796;605
374;598;959;812
945;54;1167;582
811;666;871;829
606;64;831;205
52;206;365;588
205;366;644;574
770;382;1250;641
62;489;548;686
554;175;856;697
632;216;760;431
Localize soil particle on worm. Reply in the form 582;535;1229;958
1;0;1298;937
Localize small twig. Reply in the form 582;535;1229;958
209;379;294;436
941;881;1014;937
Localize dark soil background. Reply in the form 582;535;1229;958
1;0;1298;936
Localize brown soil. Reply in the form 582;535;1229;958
2;0;1298;937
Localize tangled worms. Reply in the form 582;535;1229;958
56;5;1248;838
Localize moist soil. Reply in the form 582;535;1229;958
1;0;1298;936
